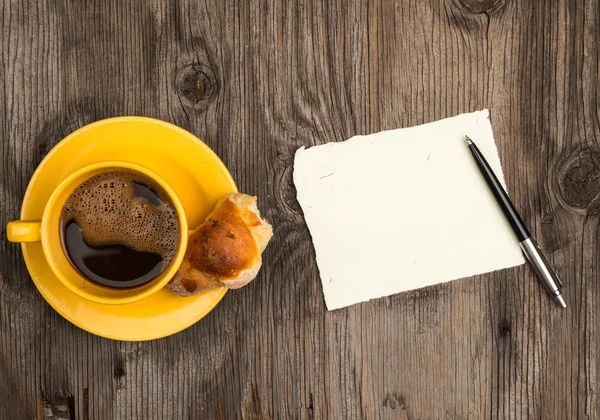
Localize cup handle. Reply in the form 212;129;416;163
6;220;42;243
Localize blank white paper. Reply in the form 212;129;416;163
293;110;525;310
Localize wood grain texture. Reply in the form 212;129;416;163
1;0;599;418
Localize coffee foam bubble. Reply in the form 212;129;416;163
60;171;181;266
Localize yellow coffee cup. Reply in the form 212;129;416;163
6;161;188;305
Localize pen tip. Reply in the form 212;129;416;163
465;135;473;145
555;294;567;309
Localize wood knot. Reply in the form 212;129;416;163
114;366;126;379
499;320;511;336
176;63;218;108
382;392;407;410
457;0;504;14
558;150;600;214
37;139;56;159
276;160;305;222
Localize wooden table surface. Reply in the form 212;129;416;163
1;0;599;418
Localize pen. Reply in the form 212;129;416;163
465;135;566;308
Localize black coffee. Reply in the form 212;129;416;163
59;170;181;289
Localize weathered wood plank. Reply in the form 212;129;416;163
1;0;598;418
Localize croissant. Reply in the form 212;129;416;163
167;193;273;296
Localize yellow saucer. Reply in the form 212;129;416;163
20;117;237;341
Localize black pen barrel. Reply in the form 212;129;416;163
466;139;530;242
